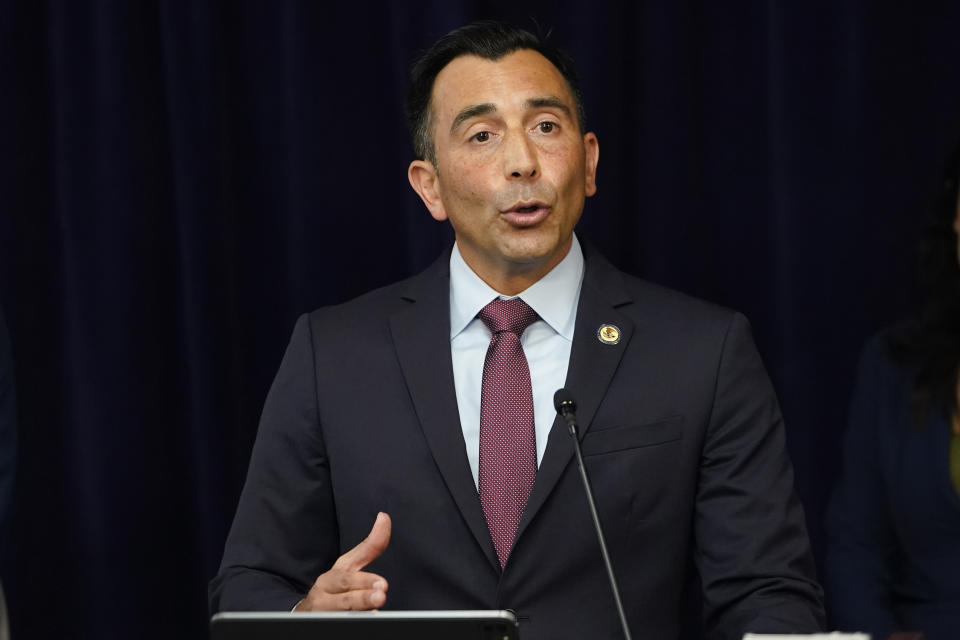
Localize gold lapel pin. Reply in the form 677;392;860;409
597;324;621;345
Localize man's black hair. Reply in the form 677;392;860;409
405;20;586;165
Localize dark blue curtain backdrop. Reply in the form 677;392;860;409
1;1;960;638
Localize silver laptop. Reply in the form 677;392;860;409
210;610;520;640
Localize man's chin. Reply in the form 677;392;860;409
499;238;571;272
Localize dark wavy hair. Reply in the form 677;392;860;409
887;138;960;426
405;20;585;166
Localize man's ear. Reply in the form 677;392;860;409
583;132;599;197
408;160;447;221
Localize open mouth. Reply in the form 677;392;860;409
501;202;551;227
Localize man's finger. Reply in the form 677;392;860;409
335;586;387;611
298;571;388;612
320;570;388;595
333;512;392;572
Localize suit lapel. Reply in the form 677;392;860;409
516;247;634;540
389;254;501;572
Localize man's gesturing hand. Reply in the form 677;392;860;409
294;512;392;611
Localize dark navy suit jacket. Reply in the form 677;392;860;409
210;245;824;640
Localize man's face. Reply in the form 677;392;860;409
408;49;599;293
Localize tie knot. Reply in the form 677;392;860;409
478;298;539;336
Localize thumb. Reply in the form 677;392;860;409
336;512;392;572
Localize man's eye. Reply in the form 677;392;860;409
472;131;491;142
538;122;556;133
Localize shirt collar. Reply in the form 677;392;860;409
449;234;584;341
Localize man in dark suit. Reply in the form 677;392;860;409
210;22;825;639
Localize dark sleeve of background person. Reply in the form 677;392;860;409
823;337;899;639
0;307;16;571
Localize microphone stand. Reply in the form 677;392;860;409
555;389;633;640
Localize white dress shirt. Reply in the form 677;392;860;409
449;235;584;489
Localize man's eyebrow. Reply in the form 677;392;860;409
448;97;573;134
450;103;497;134
526;96;572;116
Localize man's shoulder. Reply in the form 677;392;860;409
309;277;413;318
303;251;449;331
583;246;740;332
627;272;733;316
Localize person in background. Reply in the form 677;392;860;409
825;137;960;640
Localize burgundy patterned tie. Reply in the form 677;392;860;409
477;298;539;568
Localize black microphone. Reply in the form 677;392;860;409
554;389;633;640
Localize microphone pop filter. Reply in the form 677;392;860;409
553;388;576;414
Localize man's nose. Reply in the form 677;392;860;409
502;132;539;179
